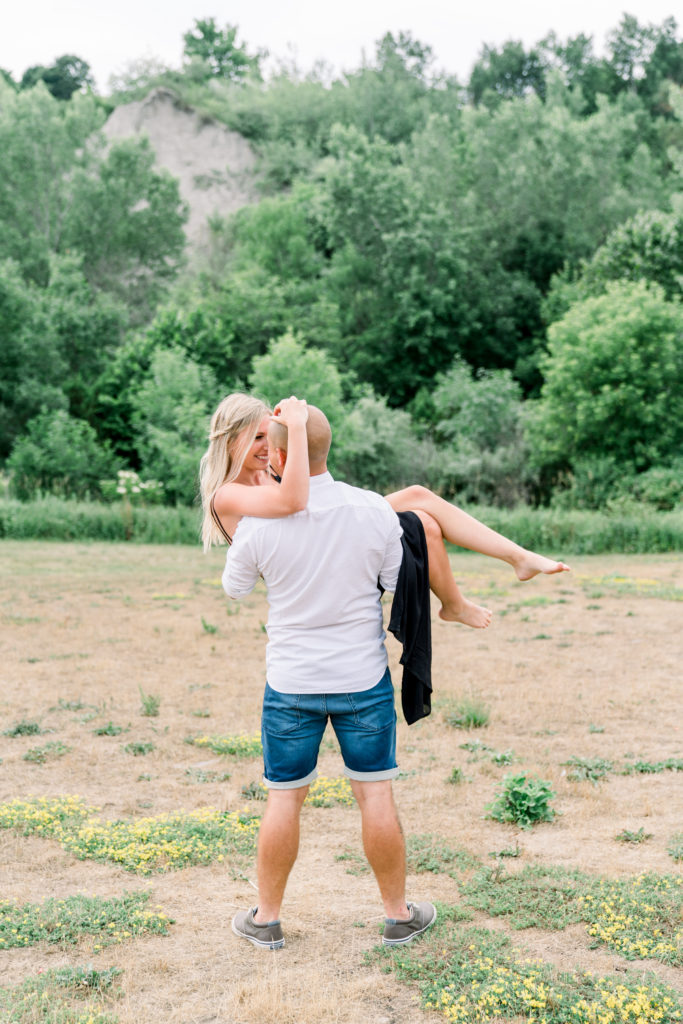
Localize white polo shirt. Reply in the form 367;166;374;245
222;472;403;693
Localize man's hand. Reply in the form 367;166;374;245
272;396;308;427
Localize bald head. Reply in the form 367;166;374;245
268;405;332;474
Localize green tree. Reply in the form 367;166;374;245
20;55;94;99
0;260;67;458
469;40;547;107
183;19;262;81
248;332;346;436
528;281;683;477
130;347;218;505
7;410;118;499
0;81;186;316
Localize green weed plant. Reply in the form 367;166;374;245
562;756;614;784
3;720;43;737
668;833;683;862
138;687;160;717
23;740;70;764
0;891;171;950
123;741;154;756
444;696;490;730
615;827;653;843
485;773;556;829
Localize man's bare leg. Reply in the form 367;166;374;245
253;786;309;923
386;485;570;579
415;511;491;628
349;779;409;919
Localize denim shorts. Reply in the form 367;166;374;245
261;667;399;789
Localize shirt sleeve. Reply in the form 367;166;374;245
222;532;260;600
378;508;404;594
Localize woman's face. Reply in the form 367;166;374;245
241;416;271;473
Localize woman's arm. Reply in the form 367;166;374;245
213;398;310;520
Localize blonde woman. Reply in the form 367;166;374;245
199;393;569;628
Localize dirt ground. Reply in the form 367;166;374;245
1;541;681;1023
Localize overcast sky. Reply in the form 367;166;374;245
2;0;680;91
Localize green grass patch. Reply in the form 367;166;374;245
562;756;614;784
93;722;125;736
3;720;44;737
0;496;200;544
459;865;683;965
0;795;260;874
0;965;121;1023
577;572;683;601
0;891;171;950
443;696;490;730
485;773;557;829
123;741;155;756
23;740;71;764
3;499;682;552
374;916;683;1024
407;835;479;876
190;733;263;758
621;758;683;774
668;833;683;862
615;827;653;844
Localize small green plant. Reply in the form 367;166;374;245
667;833;683;862
241;780;268;800
588;722;605;733
200;616;218;634
190;709;211;718
93;721;125;736
448;766;464;784
185;768;231;784
486;773;557;830
3;720;43;737
138;687;160;717
621;758;683;774
562;756;614;784
615;827;653;843
123;741;155;757
489;844;521;860
445;695;490;730
490;749;515;766
23;740;71;764
335;848;370;875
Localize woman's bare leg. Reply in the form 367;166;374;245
386;486;570;579
414;511;492;628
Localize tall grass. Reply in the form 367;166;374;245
0;497;200;544
0;497;681;552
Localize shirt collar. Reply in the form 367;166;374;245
309;471;333;488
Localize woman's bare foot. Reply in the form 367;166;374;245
513;551;571;581
439;598;492;628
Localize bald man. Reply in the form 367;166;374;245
223;406;435;950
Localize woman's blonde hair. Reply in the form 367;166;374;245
199;393;270;551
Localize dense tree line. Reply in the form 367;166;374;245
2;16;682;511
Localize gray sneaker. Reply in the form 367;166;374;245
382;901;437;946
232;907;285;950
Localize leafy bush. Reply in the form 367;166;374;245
485;773;557;829
632;462;683;511
7;409;118;500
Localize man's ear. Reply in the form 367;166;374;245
274;447;287;472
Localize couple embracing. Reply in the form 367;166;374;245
200;394;569;950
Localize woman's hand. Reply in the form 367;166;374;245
272;396;308;427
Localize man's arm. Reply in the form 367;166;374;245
378;508;404;594
222;532;260;600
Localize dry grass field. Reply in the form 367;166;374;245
1;540;681;1023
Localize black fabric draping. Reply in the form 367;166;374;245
388;511;432;725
